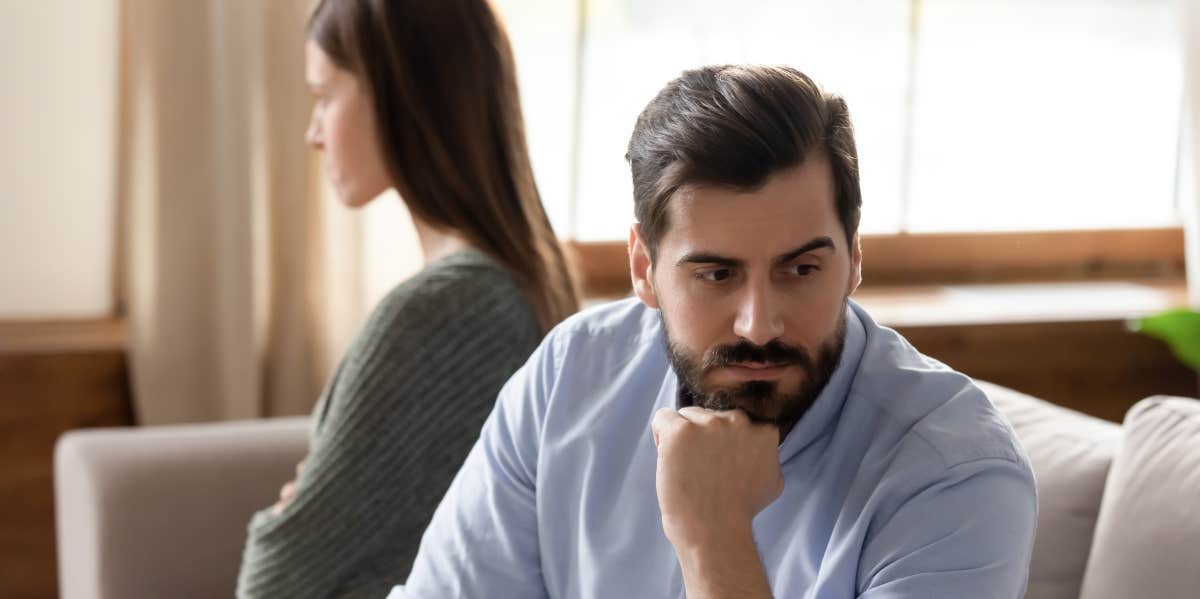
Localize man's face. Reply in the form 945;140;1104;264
630;154;862;427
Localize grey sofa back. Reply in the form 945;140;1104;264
55;416;309;599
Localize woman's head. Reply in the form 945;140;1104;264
304;40;390;207
306;0;579;332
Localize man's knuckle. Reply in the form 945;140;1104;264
674;419;698;439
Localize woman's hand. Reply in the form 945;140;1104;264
271;459;306;515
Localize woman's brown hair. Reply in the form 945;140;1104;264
308;0;579;333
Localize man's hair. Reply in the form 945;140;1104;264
626;65;862;259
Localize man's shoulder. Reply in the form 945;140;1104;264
851;310;1028;472
902;378;1028;471
521;297;669;415
546;297;662;356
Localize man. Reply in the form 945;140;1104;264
389;65;1036;598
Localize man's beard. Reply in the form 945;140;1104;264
665;309;847;430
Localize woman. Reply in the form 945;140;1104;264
237;0;579;596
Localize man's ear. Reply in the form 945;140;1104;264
848;232;863;296
629;224;659;309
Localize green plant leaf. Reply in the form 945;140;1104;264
1133;309;1200;372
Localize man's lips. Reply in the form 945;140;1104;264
720;362;791;380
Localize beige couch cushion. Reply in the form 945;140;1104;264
1079;396;1200;599
978;381;1121;599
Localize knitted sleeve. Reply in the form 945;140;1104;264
237;256;541;598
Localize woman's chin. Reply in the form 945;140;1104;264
334;182;390;209
335;187;371;208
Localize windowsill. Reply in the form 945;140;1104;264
854;277;1187;328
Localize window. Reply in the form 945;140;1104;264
497;0;1184;240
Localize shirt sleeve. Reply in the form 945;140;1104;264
237;273;539;599
387;328;562;599
857;457;1038;599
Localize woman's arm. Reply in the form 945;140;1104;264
237;271;539;598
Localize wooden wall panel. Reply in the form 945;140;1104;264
0;347;133;599
896;320;1196;422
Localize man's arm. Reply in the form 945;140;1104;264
651;407;782;599
388;334;560;599
857;457;1038;599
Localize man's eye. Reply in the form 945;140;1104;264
698;268;732;282
788;264;818;276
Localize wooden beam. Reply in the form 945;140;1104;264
0;318;133;598
861;228;1185;284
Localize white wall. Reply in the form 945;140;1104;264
0;1;118;319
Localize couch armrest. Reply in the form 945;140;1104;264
55;417;309;599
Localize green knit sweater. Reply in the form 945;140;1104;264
237;249;542;598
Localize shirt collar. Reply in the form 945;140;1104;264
777;301;866;462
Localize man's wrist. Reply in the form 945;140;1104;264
666;512;755;559
670;517;773;599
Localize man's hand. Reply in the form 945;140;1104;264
652;406;783;546
271;459;306;515
651;407;781;598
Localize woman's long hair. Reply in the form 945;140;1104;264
309;0;579;333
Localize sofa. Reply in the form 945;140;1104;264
54;382;1200;598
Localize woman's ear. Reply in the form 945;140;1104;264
629;225;659;309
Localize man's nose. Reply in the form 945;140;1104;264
732;281;784;347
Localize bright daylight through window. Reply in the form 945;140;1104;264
497;0;1183;240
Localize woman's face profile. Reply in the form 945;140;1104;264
304;41;391;208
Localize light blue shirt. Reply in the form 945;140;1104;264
389;298;1037;598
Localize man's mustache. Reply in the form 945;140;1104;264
701;340;811;370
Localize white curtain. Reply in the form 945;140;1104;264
119;0;421;424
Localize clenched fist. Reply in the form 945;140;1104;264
651;406;784;550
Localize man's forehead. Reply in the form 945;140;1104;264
660;162;840;258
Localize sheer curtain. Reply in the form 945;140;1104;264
119;0;421;424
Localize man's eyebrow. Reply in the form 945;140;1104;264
674;237;836;268
774;237;836;263
676;252;743;268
